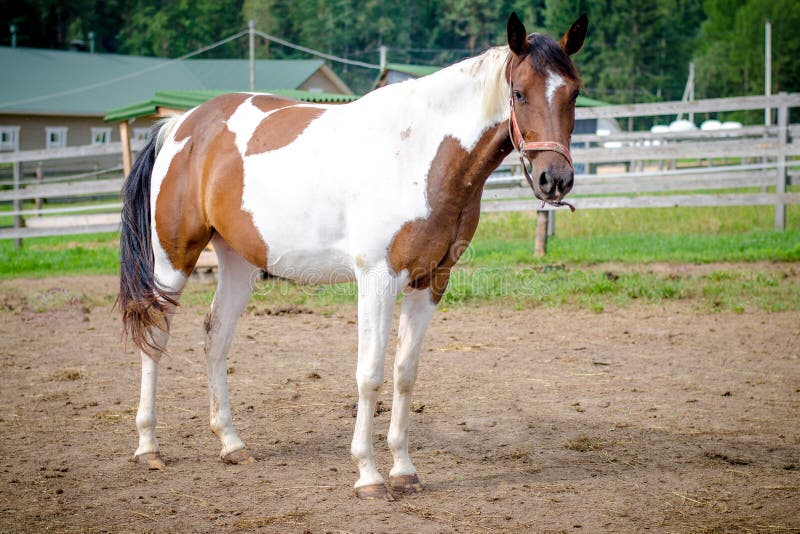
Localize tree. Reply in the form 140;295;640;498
117;0;244;58
695;0;800;99
2;0;132;52
544;0;703;108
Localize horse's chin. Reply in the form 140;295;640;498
529;183;563;204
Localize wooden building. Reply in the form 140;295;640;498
0;46;352;153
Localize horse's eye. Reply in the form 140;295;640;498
571;90;580;103
513;90;525;103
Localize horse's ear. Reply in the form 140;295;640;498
559;13;588;56
507;12;529;56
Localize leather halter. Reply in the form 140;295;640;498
507;56;576;211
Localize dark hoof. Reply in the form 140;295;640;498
389;473;423;493
131;452;165;470
222;448;255;465
355;483;395;501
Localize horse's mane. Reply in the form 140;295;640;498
527;34;579;80
471;46;513;127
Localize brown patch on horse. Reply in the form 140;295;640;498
388;126;511;302
204;127;269;269
246;106;325;156
173;93;250;143
250;94;297;113
155;144;211;276
155;94;268;274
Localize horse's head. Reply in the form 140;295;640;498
506;12;588;206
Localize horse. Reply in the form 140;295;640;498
118;12;588;501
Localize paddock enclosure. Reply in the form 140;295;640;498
0;274;798;532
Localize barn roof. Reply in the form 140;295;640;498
104;89;360;123
384;63;442;77
0;46;351;117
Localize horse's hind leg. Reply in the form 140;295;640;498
203;236;256;464
133;262;187;470
387;287;436;492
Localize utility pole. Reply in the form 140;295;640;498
677;62;695;122
688;62;695;124
249;20;255;91
379;45;387;72
765;20;772;125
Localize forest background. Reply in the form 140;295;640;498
3;1;800;104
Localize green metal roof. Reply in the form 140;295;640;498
104;89;360;123
384;63;442;77
576;95;606;107
267;89;359;103
0;46;342;117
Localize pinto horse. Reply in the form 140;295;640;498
119;12;587;500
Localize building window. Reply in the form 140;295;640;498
91;127;112;145
133;128;150;142
46;127;68;149
0;126;20;151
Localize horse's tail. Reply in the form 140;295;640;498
118;120;179;355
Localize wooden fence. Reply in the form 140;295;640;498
485;92;800;254
1;93;798;256
0;141;143;248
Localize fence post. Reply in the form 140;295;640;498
546;210;556;238
34;163;43;215
534;210;548;257
775;93;788;231
119;121;132;178
12;161;23;250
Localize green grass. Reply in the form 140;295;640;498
176;264;798;315
470;205;800;265
0;232;119;277
1;204;798;313
468;230;800;265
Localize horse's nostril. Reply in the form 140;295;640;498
563;173;574;192
538;172;552;193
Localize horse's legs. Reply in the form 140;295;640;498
133;263;187;469
204;236;256;464
351;263;402;500
387;287;436;492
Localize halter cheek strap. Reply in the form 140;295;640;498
508;104;573;169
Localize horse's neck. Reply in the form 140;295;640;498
410;48;514;193
413;48;511;149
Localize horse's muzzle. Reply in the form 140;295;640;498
536;166;574;202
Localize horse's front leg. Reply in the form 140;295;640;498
351;263;403;500
387;287;436;493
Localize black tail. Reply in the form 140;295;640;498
118;124;177;355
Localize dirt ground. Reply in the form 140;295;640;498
0;274;798;533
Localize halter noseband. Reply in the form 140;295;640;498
507;56;576;211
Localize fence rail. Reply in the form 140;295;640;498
489;92;799;254
1;94;798;256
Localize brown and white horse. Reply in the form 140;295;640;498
119;12;587;500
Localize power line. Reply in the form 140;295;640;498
396;47;475;53
251;30;380;70
0;30;249;109
0;25;386;110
